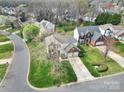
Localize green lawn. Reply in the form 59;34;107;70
56;21;76;36
79;45;124;76
112;42;124;57
28;41;77;88
0;64;7;82
0;25;10;30
0;43;13;59
0;35;9;42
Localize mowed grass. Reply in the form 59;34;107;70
79;45;124;76
112;42;124;57
28;41;77;88
0;35;9;42
0;64;7;82
0;43;13;59
56;21;76;36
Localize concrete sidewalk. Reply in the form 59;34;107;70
96;46;124;67
0;58;12;65
68;57;94;82
0;41;11;46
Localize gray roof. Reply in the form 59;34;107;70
64;43;80;52
45;33;77;48
91;32;102;41
54;33;77;44
77;26;100;35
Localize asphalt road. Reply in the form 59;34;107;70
0;31;124;92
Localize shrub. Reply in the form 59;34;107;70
92;63;108;72
23;24;39;42
95;13;121;25
83;60;100;77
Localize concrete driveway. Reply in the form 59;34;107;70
68;57;94;82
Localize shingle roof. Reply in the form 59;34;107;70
54;33;77;44
63;43;80;52
91;32;102;41
77;26;100;35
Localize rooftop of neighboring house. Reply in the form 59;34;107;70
76;26;100;35
99;24;113;31
112;25;124;36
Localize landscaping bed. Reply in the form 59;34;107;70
112;42;124;57
79;45;124;77
0;43;14;59
28;41;77;88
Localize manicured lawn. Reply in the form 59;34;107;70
112;42;124;57
0;35;9;42
28;41;77;88
79;45;124;77
0;64;7;82
0;43;13;59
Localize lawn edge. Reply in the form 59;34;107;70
0;36;15;86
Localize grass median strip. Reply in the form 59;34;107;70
0;64;7;82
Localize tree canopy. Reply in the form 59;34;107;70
95;13;121;25
23;24;40;42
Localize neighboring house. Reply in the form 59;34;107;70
1;7;16;16
74;26;111;46
39;20;55;32
82;16;96;22
0;15;21;28
33;20;55;33
45;33;80;59
112;26;124;40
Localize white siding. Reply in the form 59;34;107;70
74;28;79;41
99;27;105;35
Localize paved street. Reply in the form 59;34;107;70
0;31;124;92
96;45;124;67
68;57;94;82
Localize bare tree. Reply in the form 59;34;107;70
74;0;89;21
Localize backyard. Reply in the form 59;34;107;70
79;45;124;77
56;21;76;36
112;42;124;57
28;40;77;88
